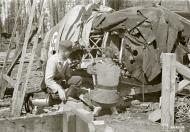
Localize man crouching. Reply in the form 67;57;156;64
87;47;121;116
45;40;82;103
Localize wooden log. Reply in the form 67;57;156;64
11;0;37;117
161;53;176;128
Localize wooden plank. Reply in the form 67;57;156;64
11;0;37;117
3;74;15;88
0;112;63;132
161;53;176;128
177;79;190;92
176;61;190;80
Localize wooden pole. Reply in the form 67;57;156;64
11;0;37;117
161;53;176;129
20;0;45;115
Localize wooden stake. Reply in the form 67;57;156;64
11;0;37;117
161;53;176;128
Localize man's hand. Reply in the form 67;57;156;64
57;89;67;102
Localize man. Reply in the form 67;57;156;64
45;40;82;102
87;47;121;116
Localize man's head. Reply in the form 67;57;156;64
58;40;73;59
